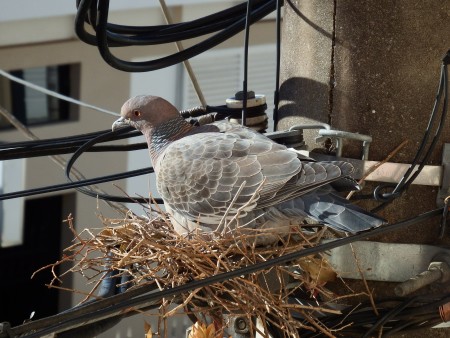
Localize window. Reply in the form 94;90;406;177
0;64;80;128
0;194;75;325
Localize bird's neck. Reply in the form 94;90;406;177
146;116;193;162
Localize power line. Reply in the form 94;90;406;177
0;69;118;117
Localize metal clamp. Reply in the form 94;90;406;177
316;129;372;160
285;123;372;160
289;123;331;131
324;240;450;283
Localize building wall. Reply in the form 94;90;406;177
0;2;278;336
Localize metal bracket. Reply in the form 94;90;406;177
267;127;448;203
316;128;372;160
301;151;443;187
324;240;450;283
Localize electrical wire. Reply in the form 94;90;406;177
0;103;266;202
273;0;282;131
299;295;450;337
361;296;419;338
0;126;157;202
370;51;449;212
0;69;118;117
0;128;144;161
75;0;277;72
241;0;253;126
65;126;163;204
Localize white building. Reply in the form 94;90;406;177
0;1;278;336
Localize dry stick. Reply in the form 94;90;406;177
346;139;410;200
348;242;379;316
44;284;103;298
117;238;146;266
0;104;126;212
164;289;198;317
216;180;247;233
303;315;336;338
49;212;358;337
343;140;409;316
158;0;206;107
231;178;267;231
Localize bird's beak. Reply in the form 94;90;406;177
112;116;129;132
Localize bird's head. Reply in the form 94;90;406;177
112;95;181;133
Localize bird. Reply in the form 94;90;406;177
112;95;385;244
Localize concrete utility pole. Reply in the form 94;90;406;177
278;0;450;336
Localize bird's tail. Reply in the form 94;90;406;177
279;186;386;233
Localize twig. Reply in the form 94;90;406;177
348;242;379;316
40;207;359;337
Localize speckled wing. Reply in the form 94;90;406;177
156;121;350;226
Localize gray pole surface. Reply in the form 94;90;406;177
278;0;450;336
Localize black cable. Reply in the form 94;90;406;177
12;207;443;338
241;0;252;127
65;127;163;204
75;0;278;72
300;296;450;337
0;128;108;149
370;54;448;212
273;0;282;131
0;142;147;161
0;127;158;202
0;105;259;202
0;127;144;160
362;296;419;338
0;166;154;201
11;280;160;338
0;103;261;162
76;0;266;46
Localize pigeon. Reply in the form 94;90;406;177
112;95;385;243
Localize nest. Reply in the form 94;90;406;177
42;207;361;337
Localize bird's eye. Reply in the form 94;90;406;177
133;110;141;117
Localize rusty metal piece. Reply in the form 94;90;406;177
439;302;450;322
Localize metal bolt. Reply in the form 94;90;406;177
234;317;248;333
395;261;450;296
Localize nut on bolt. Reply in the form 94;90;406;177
234;317;249;333
395;260;450;296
